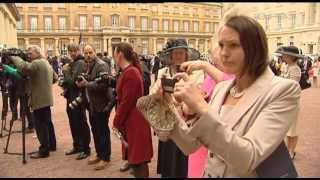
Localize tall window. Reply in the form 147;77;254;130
193;21;199;32
59;16;66;32
163;20;169;32
44;16;52;32
30;16;37;32
205;22;210;33
183;7;189;15
184;21;189;32
152;19;158;31
93;15;101;31
277;15;282;30
205;9;210;17
265;15;269;31
142;39;148;55
173;20;179;32
289;36;294;46
174;7;179;14
291;14;296;28
93;39;101;52
111;14;119;27
301;13;305;25
141;17;148;31
79;15;87;31
128;16;135;31
17;15;23;31
277;37;283;47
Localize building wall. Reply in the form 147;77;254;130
16;3;222;56
0;3;19;48
223;3;320;55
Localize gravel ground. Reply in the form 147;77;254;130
0;83;319;177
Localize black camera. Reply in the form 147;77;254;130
94;72;116;88
161;77;178;93
0;48;28;65
75;73;88;82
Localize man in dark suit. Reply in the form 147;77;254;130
76;44;112;170
62;44;91;160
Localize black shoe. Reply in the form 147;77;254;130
30;152;49;159
50;147;56;152
120;162;131;172
76;152;90;160
65;148;80;155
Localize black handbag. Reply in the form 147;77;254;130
256;141;298;178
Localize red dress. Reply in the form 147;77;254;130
113;65;153;165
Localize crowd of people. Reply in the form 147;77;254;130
1;12;318;178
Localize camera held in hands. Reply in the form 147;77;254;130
161;77;178;93
75;73;88;82
161;65;184;93
68;96;83;109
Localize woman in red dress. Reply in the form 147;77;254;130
112;42;153;178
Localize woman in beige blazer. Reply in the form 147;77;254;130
152;15;301;177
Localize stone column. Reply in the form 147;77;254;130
69;37;74;44
164;38;168;45
153;38;157;54
204;39;208;53
316;3;320;24
24;38;29;48
196;38;199;51
0;13;5;45
55;37;59;55
108;37;112;57
103;37;107;52
40;38;45;55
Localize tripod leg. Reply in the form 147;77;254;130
0;117;4;137
22;116;26;164
4;119;14;153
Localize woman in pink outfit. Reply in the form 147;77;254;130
180;49;233;178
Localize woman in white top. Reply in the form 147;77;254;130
151;14;300;177
277;46;302;160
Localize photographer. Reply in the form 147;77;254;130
61;44;91;160
10;45;57;159
76;44;112;170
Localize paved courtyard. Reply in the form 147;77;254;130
0;84;319;178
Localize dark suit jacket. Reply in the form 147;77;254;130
86;58;111;112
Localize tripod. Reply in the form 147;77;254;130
2;94;36;164
3;115;26;164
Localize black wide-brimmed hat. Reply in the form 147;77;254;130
158;38;200;65
275;46;303;58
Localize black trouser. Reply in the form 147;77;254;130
1;90;9;120
8;90;18;121
66;104;91;153
88;110;111;161
33;106;57;155
11;94;34;129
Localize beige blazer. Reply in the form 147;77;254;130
169;67;301;177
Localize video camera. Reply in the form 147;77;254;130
0;48;28;65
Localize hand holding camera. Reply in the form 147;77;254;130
75;73;88;88
172;73;210;116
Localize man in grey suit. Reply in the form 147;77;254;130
76;44;112;170
11;45;57;159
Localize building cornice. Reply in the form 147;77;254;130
5;3;19;21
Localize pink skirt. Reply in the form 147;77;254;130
188;146;208;178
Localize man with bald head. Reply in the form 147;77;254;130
11;45;57;159
76;44;112;170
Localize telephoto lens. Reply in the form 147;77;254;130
68;96;82;109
